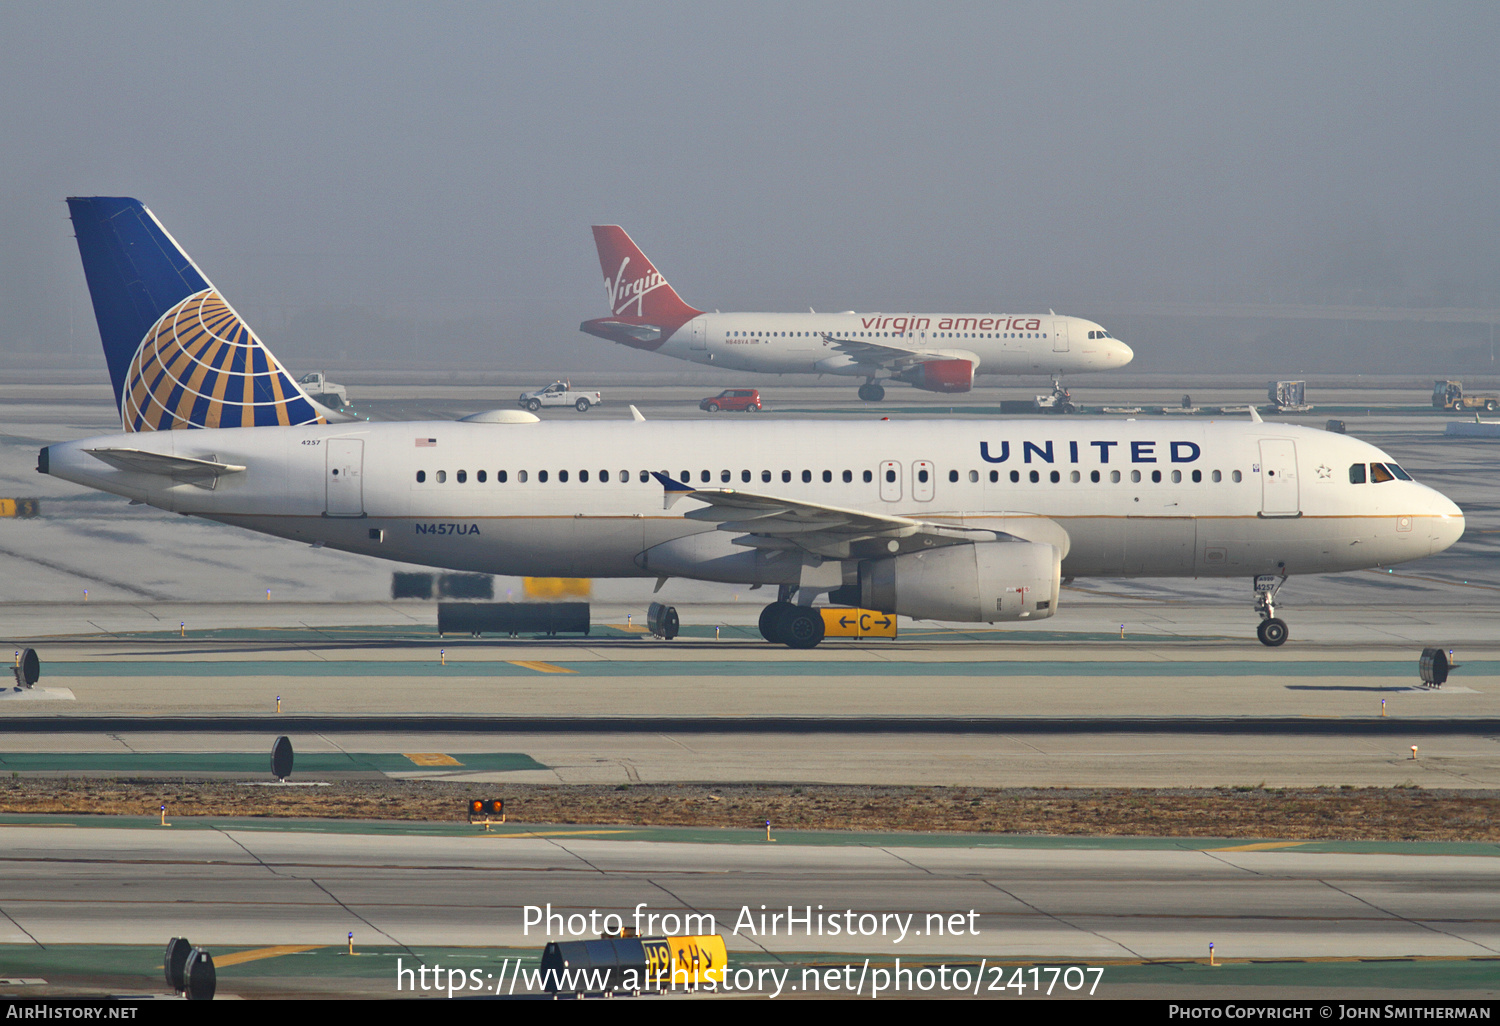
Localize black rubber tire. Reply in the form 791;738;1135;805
758;602;792;643
1257;618;1289;647
777;606;826;649
526;399;540;412
1487;400;1497;412
706;402;719;412
575;398;591;412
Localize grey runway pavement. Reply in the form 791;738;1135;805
2;825;1497;961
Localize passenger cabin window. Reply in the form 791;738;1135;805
456;470;467;483
436;470;447;483
416;470;426;483
538;470;548;483
1350;463;1367;484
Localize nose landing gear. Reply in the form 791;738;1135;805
1254;573;1289;647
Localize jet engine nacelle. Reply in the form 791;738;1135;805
859;540;1060;622
898;358;976;393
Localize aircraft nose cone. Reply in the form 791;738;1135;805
1429;493;1465;554
1113;339;1134;366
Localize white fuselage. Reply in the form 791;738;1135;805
43;418;1462;585
650;313;1131;377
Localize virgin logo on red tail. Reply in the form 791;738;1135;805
605;257;669;317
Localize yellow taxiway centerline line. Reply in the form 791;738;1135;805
212;944;324;968
507;660;577;673
1203;841;1308;853
474;829;639;839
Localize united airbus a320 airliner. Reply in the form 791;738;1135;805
580;226;1134;401
43;198;1463;648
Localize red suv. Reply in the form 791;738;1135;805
700;389;762;412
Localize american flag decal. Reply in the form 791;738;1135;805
416;437;437;447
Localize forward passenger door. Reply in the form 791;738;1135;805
1258;439;1300;517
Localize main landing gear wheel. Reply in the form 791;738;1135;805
759;601;794;643
1257;618;1289;647
776;606;826;649
858;383;886;402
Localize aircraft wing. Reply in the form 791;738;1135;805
653;473;1026;560
85;447;245;488
819;332;962;367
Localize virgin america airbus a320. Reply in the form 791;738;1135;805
41;198;1463;648
579;225;1134;401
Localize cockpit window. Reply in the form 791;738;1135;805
1370;463;1395;483
1388;463;1412;481
1349;463;1366;484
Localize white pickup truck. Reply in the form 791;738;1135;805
517;381;602;413
296;371;350;409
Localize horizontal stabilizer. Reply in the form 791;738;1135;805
85;447;245;487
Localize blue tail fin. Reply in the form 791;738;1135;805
66;197;328;431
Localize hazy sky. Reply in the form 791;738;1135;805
3;2;1498;376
